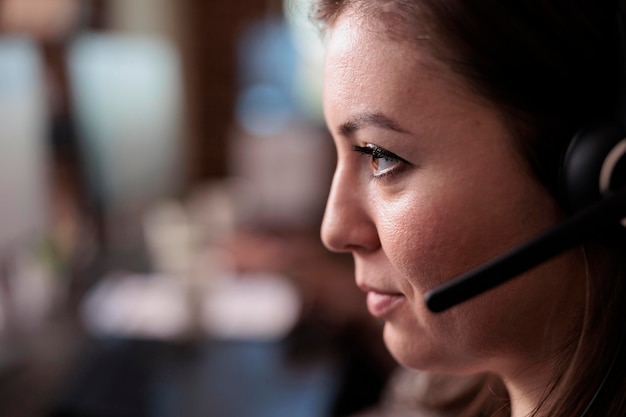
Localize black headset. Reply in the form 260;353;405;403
424;1;626;313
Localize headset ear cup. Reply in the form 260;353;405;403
562;119;626;242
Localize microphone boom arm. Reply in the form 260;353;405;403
424;188;626;313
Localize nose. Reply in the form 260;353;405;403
321;166;380;253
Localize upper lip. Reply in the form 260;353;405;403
357;281;403;296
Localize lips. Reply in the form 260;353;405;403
365;289;405;318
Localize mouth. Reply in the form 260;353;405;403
359;284;405;318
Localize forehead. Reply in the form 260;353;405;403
322;12;470;129
324;11;427;78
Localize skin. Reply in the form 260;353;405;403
320;10;587;417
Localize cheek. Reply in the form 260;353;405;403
378;190;508;293
377;171;560;294
382;204;455;289
373;172;579;370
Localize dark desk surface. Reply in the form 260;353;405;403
0;314;391;417
50;335;342;417
44;311;398;417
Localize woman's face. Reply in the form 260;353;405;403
321;12;585;376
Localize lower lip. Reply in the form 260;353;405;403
366;291;405;317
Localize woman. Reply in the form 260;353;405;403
313;0;626;416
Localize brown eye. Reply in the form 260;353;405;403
370;150;399;175
353;144;410;179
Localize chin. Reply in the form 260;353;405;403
382;321;443;371
383;322;489;377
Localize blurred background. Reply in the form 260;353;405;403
0;0;398;416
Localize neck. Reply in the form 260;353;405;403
501;360;559;417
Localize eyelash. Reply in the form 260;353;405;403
352;144;411;181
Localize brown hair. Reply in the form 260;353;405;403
311;0;626;416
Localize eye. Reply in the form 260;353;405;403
353;144;411;179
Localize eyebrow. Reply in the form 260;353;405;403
338;111;410;137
